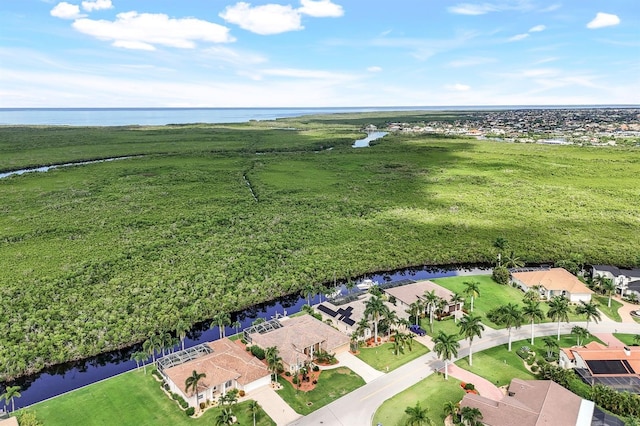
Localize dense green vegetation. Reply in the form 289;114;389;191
1;113;639;380
29;369;274;426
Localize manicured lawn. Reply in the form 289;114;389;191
355;340;429;371
31;369;275;426
613;333;640;346
592;294;623;322
432;275;583;331
373;373;465;425
455;334;603;387
276;367;364;415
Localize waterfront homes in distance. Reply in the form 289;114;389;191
158;338;270;408
460;378;595;426
591;265;640;298
383;279;463;319
244;315;349;373
511;267;593;303
559;341;640;394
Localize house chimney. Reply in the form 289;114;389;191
624;346;631;356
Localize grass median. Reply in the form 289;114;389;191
355;340;429;372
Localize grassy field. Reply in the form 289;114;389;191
29;369;274;426
275;367;364;415
372;373;465;426
1;117;639;379
592;294;623;322
355;340;429;371
612;333;640;346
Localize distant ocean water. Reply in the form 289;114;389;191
0;105;631;126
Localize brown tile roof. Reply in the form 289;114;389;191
383;280;454;305
163;338;269;396
461;379;584;426
248;315;349;367
511;268;593;294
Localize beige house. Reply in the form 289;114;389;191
511;268;593;303
246;315;349;372
383;280;463;317
159;338;270;408
460;378;595;426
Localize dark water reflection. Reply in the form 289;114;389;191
2;263;490;409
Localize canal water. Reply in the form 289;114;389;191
2;265;489;409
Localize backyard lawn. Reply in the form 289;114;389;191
30;369;274;426
373;373;465;425
612;333;640;346
355;340;429;371
276;367;364;415
455;334;603;387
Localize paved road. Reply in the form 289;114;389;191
288;320;640;426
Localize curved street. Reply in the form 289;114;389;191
287;319;640;426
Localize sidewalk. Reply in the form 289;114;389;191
333;352;384;383
247;385;301;426
591;332;627;348
446;364;505;401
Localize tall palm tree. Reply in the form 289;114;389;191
575;300;601;330
450;292;464;322
442;401;459;423
547;295;570;340
495;303;523;351
460;406;483;426
143;334;162;362
211;312;231;339
601;278;616;308
265;346;283;384
384;309;399;337
522;300;544;345
131;351;148;373
364;295;388;346
175;319;190;351
572;326;589;346
423;290;440;334
301;283;317;306
354;317;370;344
433;331;460;380
458;314;484;366
404;401;433;426
185;370;206;398
408;300;424;326
503;250;524;268
542;336;559;359
345;279;356;294
463;281;480;312
232;320;242;337
246;400;260;426
0;385;21;413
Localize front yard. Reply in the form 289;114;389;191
355;340;429;372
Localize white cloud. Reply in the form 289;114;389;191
261;68;354;80
447;57;496;67
448;3;499;15
220;3;302;35
81;0;113;12
587;12;620;29
299;0;344;18
367;66;382;72
508;33;529;42
50;2;85;19
529;24;545;32
72;12;235;50
446;83;471;91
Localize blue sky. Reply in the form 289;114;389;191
1;0;638;107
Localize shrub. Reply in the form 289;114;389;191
239;390;245;397
285;371;291;377
200;402;205;410
152;370;162;379
292;376;299;385
312;365;320;372
250;345;265;360
185;407;195;416
492;266;510;285
464;383;475;390
163;383;169;391
530;365;539;373
171;392;179;400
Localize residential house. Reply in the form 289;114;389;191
158;338;270;408
591;265;640;298
383;280;463;318
245;315;349;373
511;267;593;303
559;341;640;394
460;378;595;426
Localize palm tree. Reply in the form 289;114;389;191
572;326;589;346
246;400;260;426
143;334;162;362
232;320;242;337
404;401;433;426
503;250;524;268
185;370;206;398
216;407;235;426
384;309;399;337
450;292;464;322
601;278;616;308
547;295;570;340
442;401;459;423
634;334;640;346
494;303;523;351
575;300;601;330
433;331;460;380
0;385;21;413
301;283;317;306
211;312;231;339
354;317;370;344
460;406;483;426
463;281;480;312
175;319;190;351
131;351;148;373
265;346;283;384
345;278;356;294
542;336;559;359
423;290;440;334
522;300;544;345
408;300;424;326
364;295;388;346
458;314;484;366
